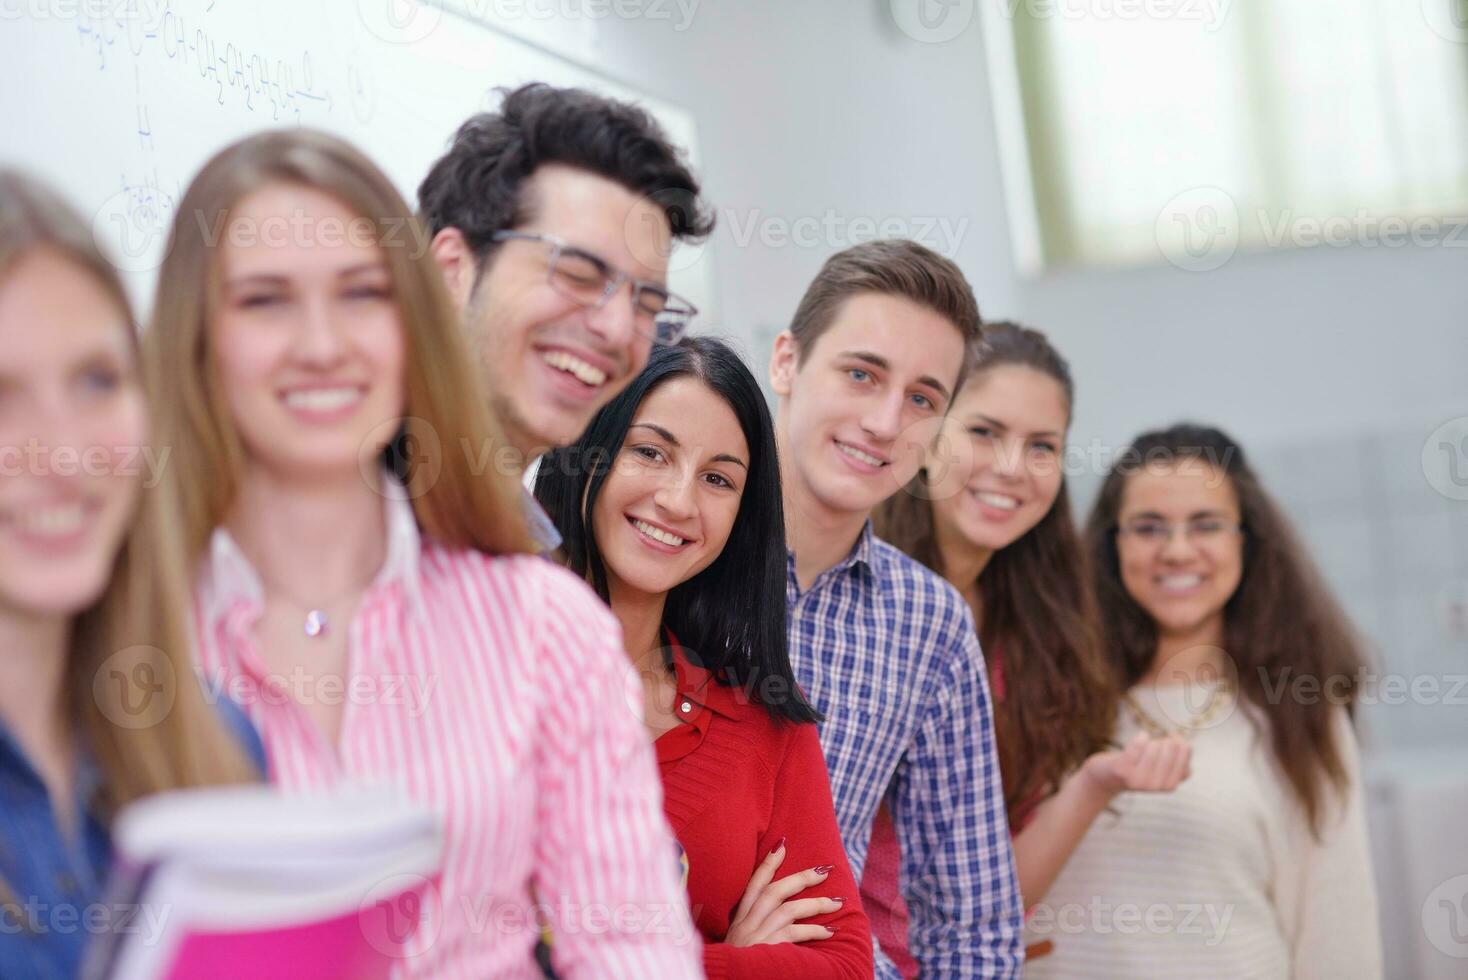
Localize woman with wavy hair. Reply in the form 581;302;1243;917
143;130;700;979
0;171;261;979
864;323;1191;973
1027;422;1380;977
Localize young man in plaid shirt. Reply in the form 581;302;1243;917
769;240;1023;978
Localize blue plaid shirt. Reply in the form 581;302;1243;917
786;521;1023;978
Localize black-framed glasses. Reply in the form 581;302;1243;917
491;230;696;346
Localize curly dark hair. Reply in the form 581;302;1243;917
1085;423;1368;837
417;82;713;264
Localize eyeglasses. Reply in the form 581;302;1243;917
1115;517;1243;547
491;231;696;346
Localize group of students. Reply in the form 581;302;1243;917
0;81;1382;979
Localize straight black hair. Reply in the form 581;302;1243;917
535;337;819;724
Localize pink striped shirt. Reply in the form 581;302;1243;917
192;480;703;979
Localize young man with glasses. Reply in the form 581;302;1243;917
769;240;1024;977
417;83;711;977
420;83;712;550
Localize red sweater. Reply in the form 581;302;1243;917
657;635;873;979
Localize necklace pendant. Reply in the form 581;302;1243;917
303;609;329;638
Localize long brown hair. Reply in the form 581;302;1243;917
875;322;1116;823
1085;423;1366;836
0;170;257;814
142;129;534;560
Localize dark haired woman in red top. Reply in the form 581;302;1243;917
537;338;872;979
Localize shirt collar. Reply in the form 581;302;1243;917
787;520;881;592
74;750;105;812
0;722;105;813
520;455;563;556
521;485;563;555
665;629;742;720
848;520;878;576
201;470;426;626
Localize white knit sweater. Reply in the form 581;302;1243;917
1023;683;1382;979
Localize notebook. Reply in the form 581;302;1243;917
85;784;444;980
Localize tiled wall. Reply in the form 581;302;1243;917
1251;422;1468;752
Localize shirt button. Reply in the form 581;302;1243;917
679;701;693;714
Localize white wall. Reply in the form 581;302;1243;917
5;2;1462;969
590;2;1467;452
590;0;1468;721
587;10;1467;970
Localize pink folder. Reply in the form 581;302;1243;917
87;785;444;980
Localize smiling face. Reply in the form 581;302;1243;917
0;248;145;618
771;292;965;524
1116;460;1244;642
452;164;671;457
211;183;407;482
929;364;1069;555
590;376;749;605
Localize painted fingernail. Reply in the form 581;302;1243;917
831;897;846;905
770;837;786;856
813;865;834;875
826;926;840;934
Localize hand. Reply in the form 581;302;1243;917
1079;732;1192;799
724;840;846;947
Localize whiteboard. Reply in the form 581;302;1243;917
0;0;715;319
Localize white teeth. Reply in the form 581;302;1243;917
543;351;608;387
283;387;363;412
836;442;886;467
1159;574;1203;591
975;491;1020;511
632;519;686;547
10;503;87;536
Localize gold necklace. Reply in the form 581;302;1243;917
1123;679;1236;739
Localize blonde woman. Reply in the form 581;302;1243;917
0;171;261;979
143;130;700;979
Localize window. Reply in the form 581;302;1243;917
988;0;1468;271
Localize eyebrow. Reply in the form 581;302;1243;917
339;262;389;277
969;412;1062;439
838;350;952;402
0;345;128;387
630;422;680;446
629;422;748;470
1127;508;1234;521
224;262;387;288
542;238;670;289
223;274;287;289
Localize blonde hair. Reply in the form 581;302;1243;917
142;128;534;562
0;170;257;813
